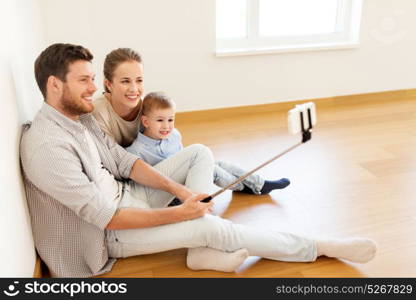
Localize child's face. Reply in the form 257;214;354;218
141;108;175;139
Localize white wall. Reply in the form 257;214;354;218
38;0;416;112
0;0;45;277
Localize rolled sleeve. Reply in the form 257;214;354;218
104;131;140;179
116;146;140;179
86;190;118;230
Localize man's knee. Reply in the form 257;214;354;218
190;215;234;246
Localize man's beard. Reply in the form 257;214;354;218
60;85;93;116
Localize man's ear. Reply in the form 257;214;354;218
104;79;112;93
46;75;63;94
141;115;149;128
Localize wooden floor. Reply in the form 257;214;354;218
97;95;416;278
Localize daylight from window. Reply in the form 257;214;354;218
259;0;339;37
216;0;362;55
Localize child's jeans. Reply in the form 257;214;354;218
214;160;264;194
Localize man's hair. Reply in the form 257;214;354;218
141;92;176;116
103;48;142;93
34;43;93;99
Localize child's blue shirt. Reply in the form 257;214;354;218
125;129;183;166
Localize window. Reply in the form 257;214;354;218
216;0;363;56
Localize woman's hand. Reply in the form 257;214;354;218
179;193;213;220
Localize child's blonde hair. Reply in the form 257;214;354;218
141;92;176;115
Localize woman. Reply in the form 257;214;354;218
92;48;143;147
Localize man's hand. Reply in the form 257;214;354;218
180;193;213;219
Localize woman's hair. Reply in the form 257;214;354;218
103;48;142;92
141;92;176;116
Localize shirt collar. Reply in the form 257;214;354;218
136;132;163;146
40;102;91;135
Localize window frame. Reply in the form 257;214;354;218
216;0;363;56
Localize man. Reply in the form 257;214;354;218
21;43;377;278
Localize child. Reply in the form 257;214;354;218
126;91;291;196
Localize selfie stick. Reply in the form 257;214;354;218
201;102;316;203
